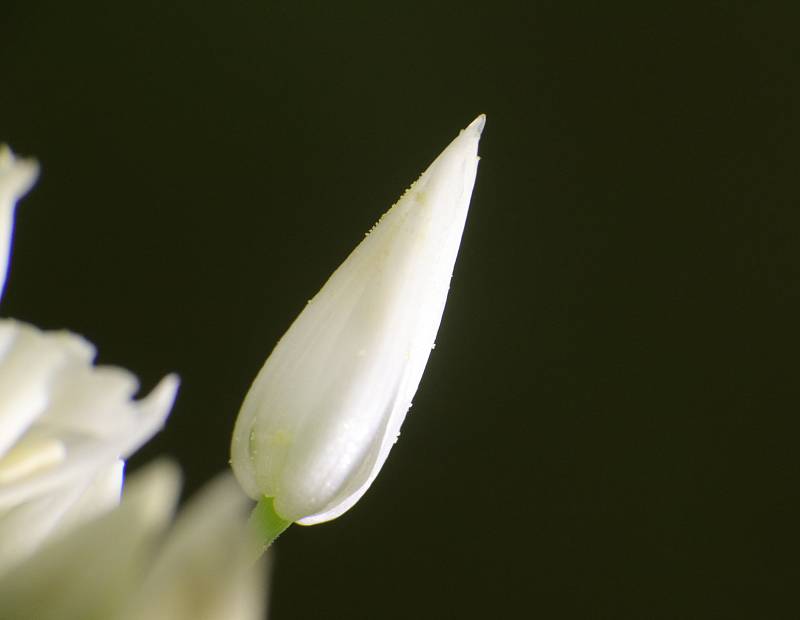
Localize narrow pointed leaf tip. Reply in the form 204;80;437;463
231;116;485;524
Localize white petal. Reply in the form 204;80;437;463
51;459;124;533
42;364;141;436
232;115;484;522
0;329;178;514
0;322;94;459
0;145;39;302
0;461;181;620
0;461;121;574
0;474;85;574
0;436;67;486
119;473;266;620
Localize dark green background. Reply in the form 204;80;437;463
3;2;800;618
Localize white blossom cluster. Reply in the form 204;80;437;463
0;146;264;619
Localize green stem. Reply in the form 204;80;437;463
248;496;292;558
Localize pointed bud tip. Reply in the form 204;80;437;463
467;114;486;137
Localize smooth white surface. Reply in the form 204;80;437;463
232;116;484;523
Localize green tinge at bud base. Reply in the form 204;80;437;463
231;115;485;525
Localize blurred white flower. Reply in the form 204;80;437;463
231;115;484;524
0;147;179;572
0;320;179;572
0;145;38;301
0;461;266;620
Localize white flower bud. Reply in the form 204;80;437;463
231;116;484;524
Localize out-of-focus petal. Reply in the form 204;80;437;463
119;473;267;620
0;463;267;620
0;461;181;620
0;460;122;573
0;145;39;302
0;319;179;569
